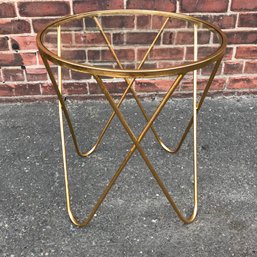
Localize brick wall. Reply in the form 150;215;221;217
0;0;257;101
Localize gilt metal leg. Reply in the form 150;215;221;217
40;22;223;227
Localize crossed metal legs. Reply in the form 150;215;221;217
42;58;221;227
40;20;222;227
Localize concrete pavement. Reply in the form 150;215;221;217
0;96;256;256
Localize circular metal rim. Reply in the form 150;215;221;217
36;9;227;78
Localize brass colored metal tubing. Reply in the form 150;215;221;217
36;10;227;227
93;16;179;153
54;73;184;227
40;52;132;227
57;25;78;224
40;21;224;160
162;57;223;155
192;24;198;218
41;46;222;227
196;58;223;111
40;53;90;158
51;73;185;227
54;24;102;157
95;74;199;224
40;32;97;158
40;46;222;227
94;15;168;70
44;16;171;158
41;23;172;225
37;10;227;79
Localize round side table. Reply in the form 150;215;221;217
37;9;227;227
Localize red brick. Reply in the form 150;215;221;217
157;61;184;69
137;62;157;69
63;82;88;95
195;15;236;29
0;20;31;34
149;47;184;60
152;16;187;29
113;33;125;45
162;32;175;45
135;79;175;93
1;0;256;99
14;83;41;96
62;50;86;61
43;34;57;47
84;17;98;30
222;31;257;45
181;78;225;91
239;14;257;27
186;46;219;60
11;36;37;51
26;68;48;81
62;20;84;31
0;37;9;51
137;48;151;60
73;0;124;13
71;70;91;80
36;19;82;35
236;46;257;59
75;32;110;46
37;54;45;66
88;50;101;61
182;47;193;60
0;84;15;96
186;46;232;61
174;31;210;45
224;47;233;60
127;0;176;11
231;0;257;11
0;53;23;66
244;61;257;74
126;32;160;45
210;15;236;29
18;2;70;17
3;69;25;82
199;31;212;44
224;62;243;75
32;19;56;33
50;67;71;81
61;34;73;45
136;16;151;29
41;83;56;95
44;33;73;47
102;16;135;28
43;33;73;48
181;0;229;12
20;53;37;66
102;49;135;61
34;18;89;34
198;47;221;58
11;39;20;51
201;62;222;75
0;3;16;18
115;62;136;69
89;81;127;94
137;47;184;61
227;77;257;89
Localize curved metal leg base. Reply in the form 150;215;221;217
62;74;198;228
39;22;223;227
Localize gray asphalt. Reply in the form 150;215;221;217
0;96;256;257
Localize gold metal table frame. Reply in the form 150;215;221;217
36;10;227;227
